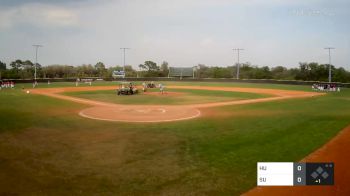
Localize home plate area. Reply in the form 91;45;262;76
79;105;201;123
120;108;166;114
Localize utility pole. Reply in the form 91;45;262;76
120;48;130;77
233;48;244;79
33;44;43;81
324;47;335;83
192;66;195;79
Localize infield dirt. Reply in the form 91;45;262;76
30;85;321;123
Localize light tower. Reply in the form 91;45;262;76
32;44;43;81
120;48;130;75
233;48;244;79
324;47;335;83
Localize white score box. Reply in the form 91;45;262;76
257;162;294;186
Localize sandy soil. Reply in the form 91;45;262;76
30;85;321;123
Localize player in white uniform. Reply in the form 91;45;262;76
142;82;146;92
159;84;165;94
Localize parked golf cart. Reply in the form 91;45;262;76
117;82;138;95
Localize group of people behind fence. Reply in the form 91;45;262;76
76;78;92;86
0;81;15;90
312;83;340;92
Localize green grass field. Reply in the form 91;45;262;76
15;80;313;91
63;88;270;105
0;81;349;195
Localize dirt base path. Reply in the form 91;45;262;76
30;85;321;123
244;124;350;196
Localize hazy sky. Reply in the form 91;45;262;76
0;0;349;69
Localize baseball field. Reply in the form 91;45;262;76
0;81;349;195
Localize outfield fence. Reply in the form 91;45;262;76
2;77;350;88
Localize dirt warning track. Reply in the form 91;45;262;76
30;85;321;123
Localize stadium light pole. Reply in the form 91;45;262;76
120;48;130;74
33;44;43;81
324;47;335;83
233;48;244;79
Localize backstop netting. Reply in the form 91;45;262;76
169;67;194;77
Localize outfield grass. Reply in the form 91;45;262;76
0;82;349;195
17;80;313;91
63;88;270;105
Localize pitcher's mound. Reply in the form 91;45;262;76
143;92;184;97
79;105;201;122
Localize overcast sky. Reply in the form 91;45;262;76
0;0;349;69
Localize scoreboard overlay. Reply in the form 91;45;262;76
257;162;334;186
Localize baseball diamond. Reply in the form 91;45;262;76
30;85;321;122
0;81;350;196
2;1;350;195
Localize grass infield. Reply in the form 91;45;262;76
63;88;270;105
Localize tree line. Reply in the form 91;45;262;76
0;59;350;83
197;62;350;83
0;60;137;79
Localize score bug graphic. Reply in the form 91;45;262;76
257;162;334;186
306;163;334;185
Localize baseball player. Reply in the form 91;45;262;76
159;83;165;94
142;82;146;92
